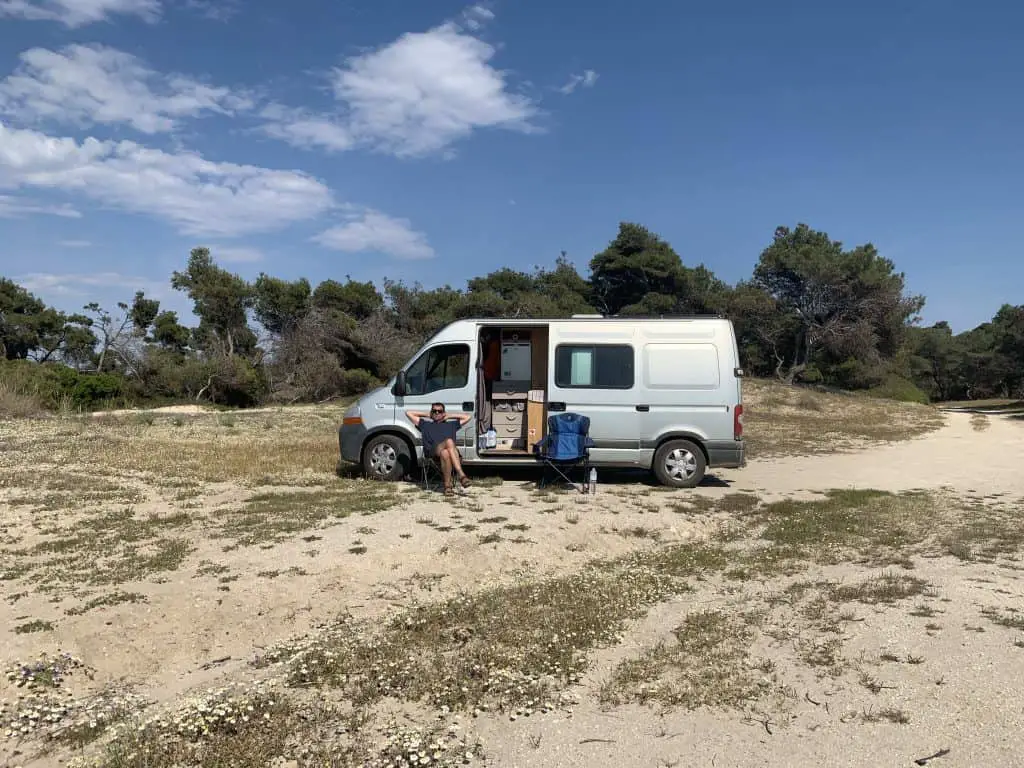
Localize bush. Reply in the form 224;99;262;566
0;378;44;417
338;368;381;396
0;360;130;412
868;375;930;404
69;373;124;408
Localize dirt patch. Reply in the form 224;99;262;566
2;394;1021;767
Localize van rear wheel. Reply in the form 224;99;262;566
362;435;411;481
653;439;706;488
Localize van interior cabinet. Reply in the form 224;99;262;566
500;341;531;381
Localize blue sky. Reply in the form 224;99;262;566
0;0;1021;332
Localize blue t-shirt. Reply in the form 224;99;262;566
418;418;459;453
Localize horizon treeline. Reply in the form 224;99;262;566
1;221;1022;411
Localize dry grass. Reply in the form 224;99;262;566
751;489;938;563
599;609;764;708
215;486;399;549
0;404;350;486
742;380;944;458
0;379;45;419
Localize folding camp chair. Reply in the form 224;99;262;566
421;452;458;492
533;412;594;493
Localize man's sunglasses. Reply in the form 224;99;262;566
430;409;444;415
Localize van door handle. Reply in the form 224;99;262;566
636;405;650;412
548;401;566;412
462;401;474;411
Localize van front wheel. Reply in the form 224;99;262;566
653;440;706;488
362;435;411;481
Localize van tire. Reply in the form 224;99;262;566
653;439;706;488
362;434;411;481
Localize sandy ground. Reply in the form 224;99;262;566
2;410;1023;767
725;410;1024;499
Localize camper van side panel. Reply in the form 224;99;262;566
547;322;643;465
636;320;741;467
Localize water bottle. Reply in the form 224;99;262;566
588;467;597;495
485;428;497;449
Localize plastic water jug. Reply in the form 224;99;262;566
485;428;497;449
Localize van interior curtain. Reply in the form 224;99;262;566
477;335;491;434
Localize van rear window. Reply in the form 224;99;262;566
555;345;634;389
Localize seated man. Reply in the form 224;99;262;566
406;403;473;495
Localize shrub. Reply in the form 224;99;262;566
338;368;381;396
868;375;930;404
0;360;130;412
69;373;124;408
0;377;44;417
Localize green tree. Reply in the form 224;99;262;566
311;278;383;321
171;248;255;358
253;274;312;335
753;224;924;384
129;291;161;333
151;311;191;351
589;223;728;316
589;223;687;315
33;310;96;366
0;278;47;360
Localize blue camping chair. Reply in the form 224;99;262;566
533;412;595;493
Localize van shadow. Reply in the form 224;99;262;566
457;464;732;490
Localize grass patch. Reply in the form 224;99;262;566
832;572;931;605
858;706;910;725
215;484;398;547
256;545;729;712
66;590;148;615
13;618;54;634
981;608;1024;631
67;405;351;484
755;490;936;562
742;380;943;459
716;493;761;514
0;509;195;594
941;503;1024;562
599;609;764;708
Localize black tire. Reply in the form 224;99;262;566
362;434;412;481
652;439;707;488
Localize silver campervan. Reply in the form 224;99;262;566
338;316;745;488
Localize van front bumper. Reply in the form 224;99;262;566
708;440;745;469
338;423;367;464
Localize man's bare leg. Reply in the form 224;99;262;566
436;448;454;492
442;438;470;485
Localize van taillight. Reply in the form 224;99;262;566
734;404;744;440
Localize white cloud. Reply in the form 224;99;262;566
265;21;538;157
0;121;336;237
58;239;92;247
0;44;252;134
259;105;354;152
0;0;159;26
314;208;434;260
0;192;80;218
213;246;264;263
461;3;494;31
183;0;239;21
15;271;166;299
335;22;537;157
558;69;599;95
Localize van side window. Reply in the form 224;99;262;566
405;344;470;395
554;344;634;389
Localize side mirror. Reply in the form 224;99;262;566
393;370;408;397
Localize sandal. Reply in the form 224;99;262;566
443;485;455;496
459;475;472;488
